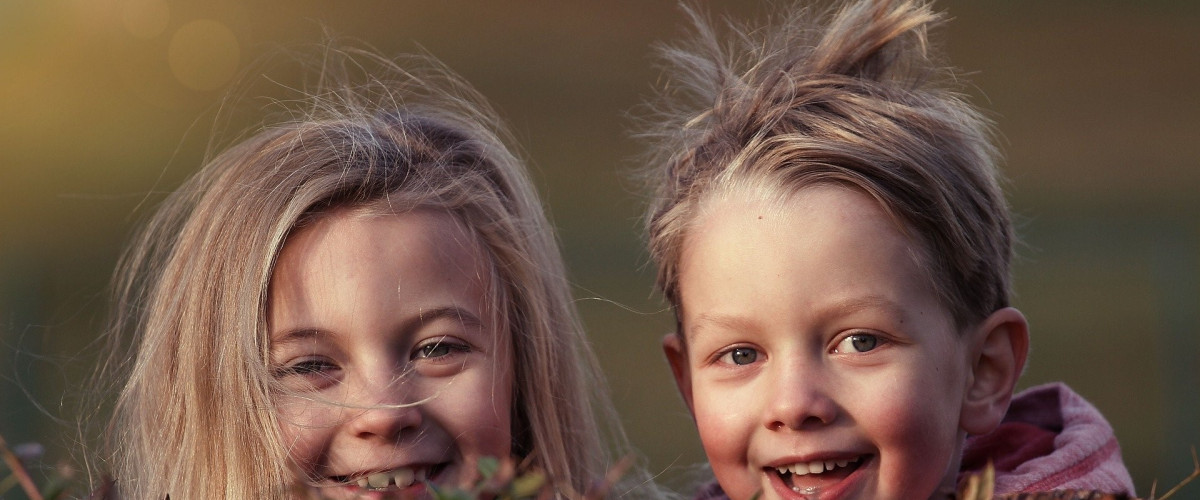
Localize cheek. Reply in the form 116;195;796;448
694;404;749;461
275;396;339;469
691;383;758;495
869;392;954;454
439;363;514;459
860;366;965;494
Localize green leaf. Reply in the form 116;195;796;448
476;456;500;480
2;474;20;496
507;471;546;499
427;481;476;500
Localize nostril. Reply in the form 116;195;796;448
350;403;423;440
764;400;837;431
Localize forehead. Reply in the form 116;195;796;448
688;183;919;265
284;206;486;264
289;205;486;259
268;208;495;322
678;184;948;337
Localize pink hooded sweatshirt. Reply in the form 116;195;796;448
694;383;1136;499
959;382;1136;496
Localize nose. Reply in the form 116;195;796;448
763;357;838;431
346;373;424;442
349;401;423;442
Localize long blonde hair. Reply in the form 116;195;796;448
94;48;627;499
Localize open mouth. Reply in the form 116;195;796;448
330;463;448;493
769;455;867;495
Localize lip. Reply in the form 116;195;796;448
764;454;872;500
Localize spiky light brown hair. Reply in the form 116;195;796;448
641;0;1013;330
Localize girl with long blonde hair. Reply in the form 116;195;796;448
92;48;641;499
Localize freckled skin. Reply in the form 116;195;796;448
269;209;513;498
666;185;975;500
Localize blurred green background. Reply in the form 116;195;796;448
2;0;1198;496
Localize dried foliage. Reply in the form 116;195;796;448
956;449;1198;500
3;430;1194;500
0;434;72;500
1;432;632;500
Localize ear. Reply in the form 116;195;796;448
960;307;1029;435
662;333;695;415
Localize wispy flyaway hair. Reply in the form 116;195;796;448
93;47;626;499
641;0;1012;329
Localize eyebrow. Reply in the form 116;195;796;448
685;295;909;341
415;306;485;329
686;313;760;342
825;295;909;320
269;305;486;348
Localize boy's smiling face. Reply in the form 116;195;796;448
666;184;976;500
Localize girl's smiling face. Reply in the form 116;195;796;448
268;208;512;499
665;184;974;500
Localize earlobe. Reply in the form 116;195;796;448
662;333;695;415
960;307;1030;436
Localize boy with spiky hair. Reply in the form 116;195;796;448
639;1;1136;498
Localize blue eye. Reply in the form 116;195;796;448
835;333;880;353
719;347;759;366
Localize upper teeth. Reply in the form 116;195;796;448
355;467;426;490
774;457;859;476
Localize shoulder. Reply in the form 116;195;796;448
961;383;1136;496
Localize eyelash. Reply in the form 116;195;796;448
274;357;339;379
710;331;886;367
715;346;761;366
412;337;471;361
272;336;473;385
832;331;885;354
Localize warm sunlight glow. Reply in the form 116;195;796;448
120;0;169;39
168;19;239;91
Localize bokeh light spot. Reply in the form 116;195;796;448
168;19;240;91
121;0;170;39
